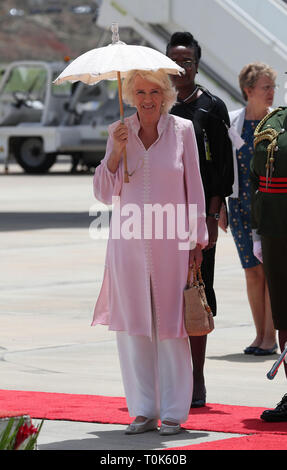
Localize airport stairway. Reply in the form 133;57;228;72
97;0;287;111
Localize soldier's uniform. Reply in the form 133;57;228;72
251;106;287;423
251;106;287;330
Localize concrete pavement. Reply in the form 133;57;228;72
0;161;286;451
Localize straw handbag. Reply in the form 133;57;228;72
184;265;214;336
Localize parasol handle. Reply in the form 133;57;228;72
117;72;129;183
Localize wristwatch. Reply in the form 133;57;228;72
207;213;220;221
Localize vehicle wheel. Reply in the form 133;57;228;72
14;138;56;173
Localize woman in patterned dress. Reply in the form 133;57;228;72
228;63;277;355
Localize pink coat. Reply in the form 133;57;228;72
92;112;208;340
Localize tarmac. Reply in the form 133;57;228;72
0;159;286;453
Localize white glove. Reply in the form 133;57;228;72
253;240;263;263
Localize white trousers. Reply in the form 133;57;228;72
116;321;193;424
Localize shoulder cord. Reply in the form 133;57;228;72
254;107;283;188
197;86;231;131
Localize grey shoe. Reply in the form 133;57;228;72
159;423;181;436
125;418;158;435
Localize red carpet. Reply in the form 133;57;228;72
1;389;287;438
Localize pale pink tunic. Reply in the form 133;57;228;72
92;112;208;340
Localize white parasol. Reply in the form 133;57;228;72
54;23;183;182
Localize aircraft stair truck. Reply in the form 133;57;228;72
0;60;134;173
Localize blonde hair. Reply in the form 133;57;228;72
239;62;277;101
122;69;177;114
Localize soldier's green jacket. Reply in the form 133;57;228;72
250;107;287;237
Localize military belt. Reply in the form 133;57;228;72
259;176;287;193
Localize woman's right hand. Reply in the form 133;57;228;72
107;122;128;173
189;244;203;269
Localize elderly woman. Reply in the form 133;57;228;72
92;69;208;436
228;63;277;355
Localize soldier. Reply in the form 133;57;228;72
251;106;287;421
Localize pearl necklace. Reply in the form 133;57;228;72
178;86;199;103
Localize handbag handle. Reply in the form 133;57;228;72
186;264;204;288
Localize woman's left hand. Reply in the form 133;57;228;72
189;244;203;269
